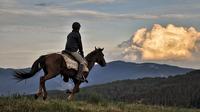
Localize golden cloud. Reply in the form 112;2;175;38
119;24;200;61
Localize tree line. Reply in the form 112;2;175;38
77;70;200;108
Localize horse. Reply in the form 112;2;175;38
14;47;106;100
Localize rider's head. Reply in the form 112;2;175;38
72;22;81;31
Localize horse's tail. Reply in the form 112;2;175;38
14;55;45;81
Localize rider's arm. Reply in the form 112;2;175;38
77;33;84;57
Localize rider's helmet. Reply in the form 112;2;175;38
72;22;81;31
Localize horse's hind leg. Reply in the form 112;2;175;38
41;74;57;100
35;76;45;99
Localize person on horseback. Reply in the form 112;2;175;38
65;22;87;82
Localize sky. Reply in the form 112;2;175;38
0;0;200;68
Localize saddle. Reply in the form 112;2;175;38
59;51;89;72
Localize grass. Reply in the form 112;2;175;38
0;96;200;112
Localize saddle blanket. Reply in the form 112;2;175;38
59;53;89;72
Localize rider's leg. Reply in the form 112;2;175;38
70;52;87;81
76;63;84;81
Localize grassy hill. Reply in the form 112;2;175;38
0;96;200;112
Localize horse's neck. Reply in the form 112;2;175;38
85;52;96;71
87;60;95;71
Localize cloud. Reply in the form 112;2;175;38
0;25;64;33
0;7;158;20
0;0;18;7
75;0;120;4
1;5;200;21
35;3;48;7
0;0;199;20
0;0;190;20
33;0;123;7
119;24;200;61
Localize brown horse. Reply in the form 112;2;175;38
14;47;106;100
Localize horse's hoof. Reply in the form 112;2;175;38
67;96;73;101
66;89;72;94
34;94;38;99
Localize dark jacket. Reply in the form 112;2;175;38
65;30;83;55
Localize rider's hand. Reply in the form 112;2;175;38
79;51;84;58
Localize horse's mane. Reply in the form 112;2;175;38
85;50;97;61
85;48;104;63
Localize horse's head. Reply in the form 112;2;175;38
93;47;106;67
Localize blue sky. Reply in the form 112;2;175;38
0;0;200;68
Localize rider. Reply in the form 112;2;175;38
65;22;86;82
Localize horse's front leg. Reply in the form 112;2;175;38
67;81;81;100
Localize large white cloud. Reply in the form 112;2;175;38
119;24;200;61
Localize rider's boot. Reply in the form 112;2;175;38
76;64;85;82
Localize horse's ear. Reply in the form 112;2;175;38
95;46;97;50
100;48;104;51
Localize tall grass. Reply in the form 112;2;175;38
0;96;200;112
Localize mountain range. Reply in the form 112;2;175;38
0;61;194;95
86;61;194;86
